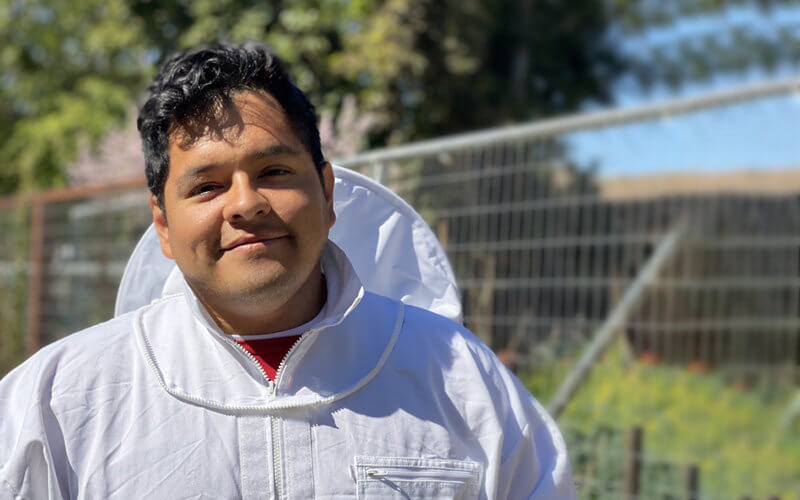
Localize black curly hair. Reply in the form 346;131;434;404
137;43;324;207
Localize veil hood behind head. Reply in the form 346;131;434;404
115;165;462;323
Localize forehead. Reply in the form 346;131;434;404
168;90;307;167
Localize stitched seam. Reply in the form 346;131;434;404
356;456;480;471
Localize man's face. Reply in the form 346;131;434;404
151;90;335;328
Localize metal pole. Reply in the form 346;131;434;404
548;218;687;419
336;77;800;168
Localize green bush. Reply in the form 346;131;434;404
523;348;800;499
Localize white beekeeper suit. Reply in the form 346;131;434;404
0;167;576;499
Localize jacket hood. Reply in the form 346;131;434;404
115;165;461;322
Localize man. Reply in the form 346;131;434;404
0;43;575;498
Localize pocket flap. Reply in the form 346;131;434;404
354;456;482;499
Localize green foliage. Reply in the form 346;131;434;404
3;0;800;196
524;347;800;498
608;0;800;90
0;0;151;193
334;0;623;141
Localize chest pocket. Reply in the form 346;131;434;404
354;456;482;499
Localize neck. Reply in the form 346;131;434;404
196;269;327;336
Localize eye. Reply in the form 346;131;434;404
189;183;221;197
259;166;291;177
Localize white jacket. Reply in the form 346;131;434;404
0;168;575;499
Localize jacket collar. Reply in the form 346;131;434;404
178;241;365;341
134;241;402;414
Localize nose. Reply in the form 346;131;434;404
223;172;270;222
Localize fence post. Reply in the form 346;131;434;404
683;464;699;500
624;426;643;500
25;198;45;355
436;219;449;250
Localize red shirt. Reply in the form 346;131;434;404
236;335;302;381
234;285;327;381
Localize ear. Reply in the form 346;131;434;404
320;162;336;228
149;194;174;260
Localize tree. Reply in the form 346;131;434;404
335;0;624;140
0;0;153;194
2;0;799;195
608;0;800;90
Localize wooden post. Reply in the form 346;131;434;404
25;198;45;354
436;219;449;250
683;464;699;500
624;426;643;500
470;254;496;347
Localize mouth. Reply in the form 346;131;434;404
221;235;288;255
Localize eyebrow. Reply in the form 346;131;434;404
247;143;300;160
176;143;301;192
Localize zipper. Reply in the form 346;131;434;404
270;416;283;499
221;329;311;500
365;467;475;481
222;335;283;498
227;337;275;393
269;332;309;500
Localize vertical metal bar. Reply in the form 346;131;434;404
576;178;592;339
26;198;45;354
371;161;386;184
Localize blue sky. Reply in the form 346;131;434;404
564;4;800;177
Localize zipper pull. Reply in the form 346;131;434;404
366;468;388;478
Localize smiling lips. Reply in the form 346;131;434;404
221;235;288;254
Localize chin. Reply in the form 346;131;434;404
230;274;297;305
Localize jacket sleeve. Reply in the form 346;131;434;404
0;354;69;500
467;339;577;500
497;366;577;499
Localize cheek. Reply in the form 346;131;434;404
170;205;223;255
273;191;319;226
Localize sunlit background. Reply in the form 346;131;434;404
1;1;799;497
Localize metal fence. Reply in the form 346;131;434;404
338;77;800;380
0;179;152;374
1;77;799;498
